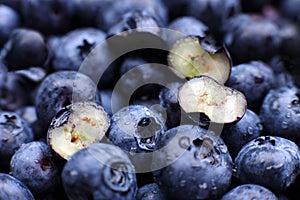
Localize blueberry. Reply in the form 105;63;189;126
62;143;137;200
51;28;106;72
35;71;101;137
223;14;282;64
226;61;275;111
0;4;20;48
0;173;35;200
234;136;300;191
137;183;165;200
0;111;34;172
99;89;124;116
260;86;300;139
220;184;278;200
221;109;263;158
0;28;49;70
21;0;75;35
152;125;233;200
10;141;61;198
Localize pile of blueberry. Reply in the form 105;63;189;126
1;0;300;199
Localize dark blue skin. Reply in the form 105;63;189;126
234;136;300;191
187;0;241;39
152;125;233;200
99;89;124;116
0;173;35;200
223;14;282;64
260;86;300;139
108;105;166;172
226;61;275;111
161;0;190;20
62;143;137;200
0;111;34;172
10;141;61;198
221;184;278;200
51;28;106;72
0;28;49;70
20;0;75;35
241;0;272;12
35;71;101;138
221;109;262;159
137;183;165;200
0;4;20;48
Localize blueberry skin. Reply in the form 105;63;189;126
223;14;282;64
152;125;233;200
21;0;75;35
0;173;35;200
35;71;101;137
0;111;34;172
161;0;190;20
234;136;300;191
260;86;300;139
221;109;262;158
99;89;124;116
187;0;241;39
220;184;278;200
0;28;48;70
0;4;20;48
62;143;137;200
52;28;106;72
241;0;272;12
137;183;165;200
10;141;61;197
226;61;275;111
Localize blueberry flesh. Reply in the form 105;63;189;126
260;86;300;139
220;184;278;200
52;28;106;72
0;111;34;172
10;141;61;198
0;4;20;48
234;136;300;191
0;173;35;200
62;143;137;200
152;125;233;200
226;61;275;111
35;71;101;137
137;183;165;200
221;109;262;158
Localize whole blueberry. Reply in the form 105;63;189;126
0;173;35;200
221;184;278;200
152;125;233;200
62;143;137;200
0;111;34;171
234;136;300;191
137;183;165;200
260;86;300;139
221;109;263;158
10;141;61;198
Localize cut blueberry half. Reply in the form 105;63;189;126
168;36;231;83
178;76;247;124
47;101;110;160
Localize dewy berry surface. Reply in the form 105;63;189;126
0;0;300;199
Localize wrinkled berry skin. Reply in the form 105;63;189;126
35;71;101;137
153;125;233;200
222;109;262;158
62;143;137;200
226;61;275;111
234;136;300;192
0;4;20;48
52;28;106;72
0;111;34;171
1;28;48;70
223;14;282;64
0;173;35;200
260;86;300;139
137;183;165;200
10;141;61;198
221;184;278;200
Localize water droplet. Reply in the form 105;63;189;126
179;136;190;150
145;111;151;116
198;182;207;189
152;190;158;194
34;160;39;164
247;127;254;135
217;144;228;154
286;112;291;118
271;100;279;111
70;170;78;176
180;180;186;187
124;121;130;125
281;121;288;129
136;137;156;151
